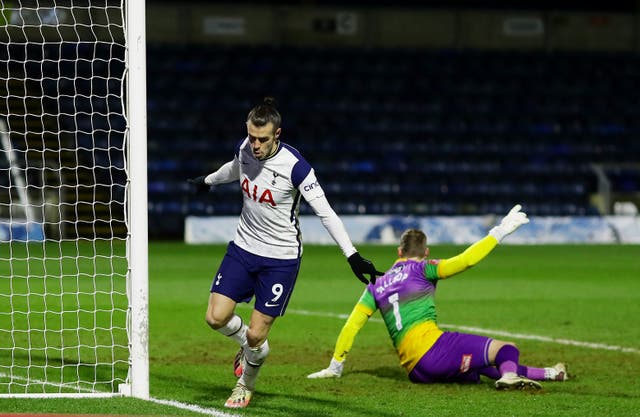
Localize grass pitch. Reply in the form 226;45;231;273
1;242;639;416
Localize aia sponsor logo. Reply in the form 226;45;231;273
241;177;276;206
459;354;472;373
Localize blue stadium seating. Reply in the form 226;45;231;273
143;44;639;237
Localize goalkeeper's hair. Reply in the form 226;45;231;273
247;96;281;132
399;229;427;258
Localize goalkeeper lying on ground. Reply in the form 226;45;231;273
308;205;568;389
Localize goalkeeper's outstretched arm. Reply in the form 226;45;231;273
307;303;372;379
437;204;529;279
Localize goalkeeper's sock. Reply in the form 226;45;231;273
239;340;270;391
518;364;566;381
216;314;248;345
517;365;546;381
495;344;519;375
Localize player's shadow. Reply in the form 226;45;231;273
254;390;401;417
156;372;400;417
350;365;406;380
350;367;505;390
152;372;232;401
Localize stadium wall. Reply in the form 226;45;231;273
184;215;640;245
145;3;639;51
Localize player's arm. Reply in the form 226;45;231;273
188;158;239;193
187;139;243;192
437;204;529;279
299;169;382;284
437;235;498;279
307;298;375;379
204;158;240;185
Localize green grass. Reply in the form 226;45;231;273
1;242;639;416
0;241;129;393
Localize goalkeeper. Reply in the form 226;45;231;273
308;205;568;389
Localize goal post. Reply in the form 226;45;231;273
126;0;149;400
0;0;148;398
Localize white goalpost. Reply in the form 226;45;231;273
0;0;148;398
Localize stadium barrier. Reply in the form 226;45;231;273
0;220;44;242
185;215;640;244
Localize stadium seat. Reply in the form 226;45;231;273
142;44;638;237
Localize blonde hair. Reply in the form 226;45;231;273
399;229;427;258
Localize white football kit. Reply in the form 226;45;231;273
205;137;357;260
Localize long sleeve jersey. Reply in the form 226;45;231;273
205;137;357;260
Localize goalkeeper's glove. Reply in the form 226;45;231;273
348;252;384;285
187;175;211;194
307;358;344;379
489;204;529;242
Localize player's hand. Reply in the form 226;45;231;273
489;204;529;242
307;358;344;379
348;252;384;285
187;176;211;194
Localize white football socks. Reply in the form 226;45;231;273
544;367;558;380
216;314;248;345
239;339;270;391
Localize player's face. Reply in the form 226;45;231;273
247;121;281;160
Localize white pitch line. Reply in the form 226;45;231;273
0;373;240;417
285;308;640;355
148;397;242;417
0;372;98;395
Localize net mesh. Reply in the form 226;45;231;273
0;2;130;395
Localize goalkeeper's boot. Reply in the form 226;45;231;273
550;363;568;381
307;368;341;379
224;382;253;408
495;373;542;391
233;347;244;378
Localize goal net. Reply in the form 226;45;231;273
0;1;148;398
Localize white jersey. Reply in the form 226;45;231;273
205;137;357;260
